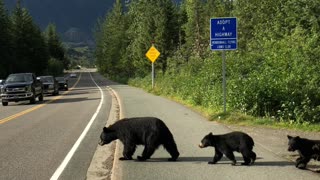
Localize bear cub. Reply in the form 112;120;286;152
287;135;320;169
199;131;256;165
99;117;180;161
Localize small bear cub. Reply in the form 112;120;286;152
287;135;320;169
199;131;256;165
99;117;179;161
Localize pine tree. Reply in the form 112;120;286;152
11;4;49;75
95;0;129;78
0;0;12;78
45;23;69;69
126;0;179;76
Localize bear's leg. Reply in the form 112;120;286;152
296;157;311;169
137;145;156;161
240;149;256;165
241;156;251;165
250;151;256;164
224;150;237;165
163;140;180;161
208;149;223;164
119;144;136;160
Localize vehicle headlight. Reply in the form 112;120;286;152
25;85;32;92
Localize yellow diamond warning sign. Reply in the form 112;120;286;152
146;45;160;63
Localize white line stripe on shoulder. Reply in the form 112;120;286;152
50;72;104;180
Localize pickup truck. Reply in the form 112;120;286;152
1;73;44;106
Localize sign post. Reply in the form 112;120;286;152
146;45;160;89
210;17;237;113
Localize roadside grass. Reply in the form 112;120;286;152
129;80;320;132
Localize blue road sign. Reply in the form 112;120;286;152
210;17;237;50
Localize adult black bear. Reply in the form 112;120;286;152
287;135;320;169
99;117;180;161
199;131;256;165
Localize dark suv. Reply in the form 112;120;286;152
1;73;44;106
38;76;59;96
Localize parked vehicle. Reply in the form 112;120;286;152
0;79;4;96
37;76;59;96
1;73;43;106
55;76;68;90
70;73;77;78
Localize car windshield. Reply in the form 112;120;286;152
6;74;32;83
39;76;54;83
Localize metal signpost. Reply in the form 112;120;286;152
210;17;237;113
146;45;160;89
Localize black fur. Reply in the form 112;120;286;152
199;131;256;166
99;117;179;161
313;144;320;161
287;135;320;169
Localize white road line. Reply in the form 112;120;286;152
50;72;104;180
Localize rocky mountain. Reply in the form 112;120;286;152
3;0;181;43
3;0;115;42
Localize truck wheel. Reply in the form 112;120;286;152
38;93;44;101
2;102;8;106
30;95;36;104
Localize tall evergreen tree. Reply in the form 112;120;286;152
0;0;12;78
11;4;48;75
95;0;130;78
45;23;69;69
126;0;179;76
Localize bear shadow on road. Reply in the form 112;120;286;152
133;156;304;168
134;156;263;163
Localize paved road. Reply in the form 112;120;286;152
105;84;320;180
0;72;113;180
1;71;319;180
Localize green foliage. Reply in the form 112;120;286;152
95;0;132;79
0;0;11;78
98;0;320;126
44;23;69;70
10;5;49;75
46;58;64;76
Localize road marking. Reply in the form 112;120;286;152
50;72;104;180
0;73;82;125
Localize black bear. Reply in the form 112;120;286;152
313;144;320;161
287;135;320;169
99;117;180;161
199;131;256;165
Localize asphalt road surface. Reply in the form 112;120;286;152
106;83;320;180
1;71;319;180
0;71;114;180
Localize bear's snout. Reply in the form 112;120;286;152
98;141;105;146
199;143;204;148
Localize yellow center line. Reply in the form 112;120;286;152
0;73;82;125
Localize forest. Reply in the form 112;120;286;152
0;0;68;78
95;0;320;125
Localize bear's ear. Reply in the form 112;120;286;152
287;135;293;139
209;132;213;136
103;127;109;132
103;127;115;133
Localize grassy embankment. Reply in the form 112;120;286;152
128;76;320;132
